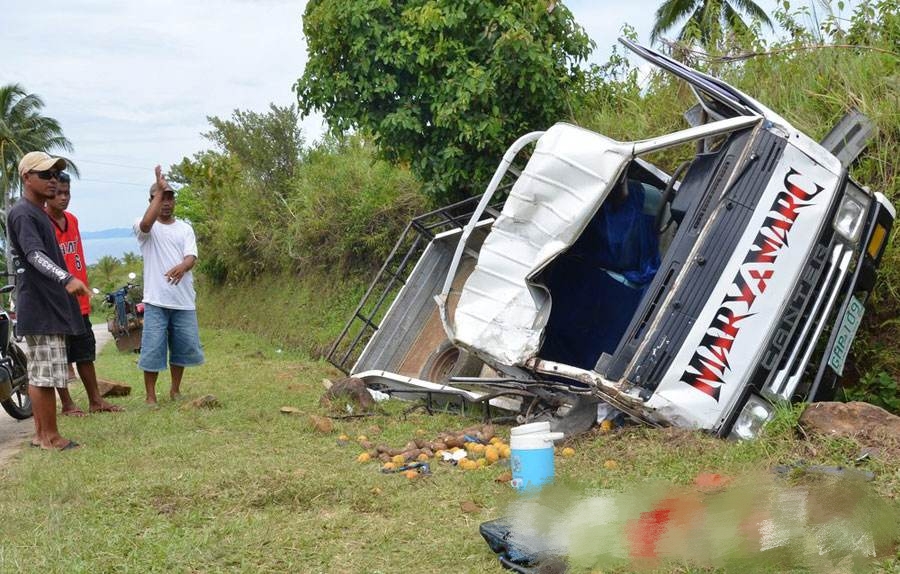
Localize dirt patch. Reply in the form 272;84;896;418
0;417;32;467
0;324;114;468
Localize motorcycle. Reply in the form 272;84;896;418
0;284;31;419
96;272;144;353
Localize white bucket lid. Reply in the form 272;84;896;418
511;432;565;450
511;421;551;436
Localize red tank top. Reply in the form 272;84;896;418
49;211;91;315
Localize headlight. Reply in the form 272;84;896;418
728;394;774;440
832;185;869;244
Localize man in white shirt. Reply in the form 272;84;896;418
133;166;204;407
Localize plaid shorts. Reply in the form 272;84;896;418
24;334;69;388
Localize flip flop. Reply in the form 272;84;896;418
36;440;80;451
61;408;87;417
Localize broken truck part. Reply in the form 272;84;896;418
327;40;895;439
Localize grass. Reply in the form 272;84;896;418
0;328;897;573
197;271;368;360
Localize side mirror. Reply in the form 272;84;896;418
92;288;100;295
128;272;137;280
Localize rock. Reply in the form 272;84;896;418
495;471;512;484
309;415;334;434
319;377;375;413
96;379;131;397
459;500;481;514
279;406;302;415
182;395;220;410
799;401;900;439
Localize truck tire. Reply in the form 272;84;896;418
418;340;483;384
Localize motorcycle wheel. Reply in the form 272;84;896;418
1;343;32;420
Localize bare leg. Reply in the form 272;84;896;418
30;386;73;449
170;365;185;400
56;387;85;416
77;362;123;412
31;394;44;446
144;371;159;406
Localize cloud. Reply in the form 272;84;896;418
1;0;313;231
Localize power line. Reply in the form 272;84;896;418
73;158;151;171
77;178;147;188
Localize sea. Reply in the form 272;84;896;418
82;234;140;265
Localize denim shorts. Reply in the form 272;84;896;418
137;304;205;372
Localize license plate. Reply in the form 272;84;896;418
827;295;865;376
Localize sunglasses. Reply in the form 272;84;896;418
30;170;61;181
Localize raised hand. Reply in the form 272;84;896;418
154;165;169;192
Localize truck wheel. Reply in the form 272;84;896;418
419;340;483;384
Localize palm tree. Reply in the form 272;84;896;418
122;251;141;268
94;255;121;287
0;83;78;201
0;83;78;273
650;0;772;49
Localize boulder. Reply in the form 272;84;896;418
96;379;131;397
309;415;334;434
319;377;375;413
799;401;900;439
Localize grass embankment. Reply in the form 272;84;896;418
1;323;898;573
197;271;368;359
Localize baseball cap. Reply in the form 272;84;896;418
149;183;177;198
18;151;67;177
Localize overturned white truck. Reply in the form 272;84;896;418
328;40;895;439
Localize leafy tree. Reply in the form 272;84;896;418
650;0;772;49
170;105;307;282
203;104;305;205
295;0;593;203
169;150;241;283
845;0;899;46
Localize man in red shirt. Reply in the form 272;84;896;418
45;173;123;414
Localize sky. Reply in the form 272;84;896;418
1;0;855;232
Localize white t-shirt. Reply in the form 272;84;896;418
133;218;199;310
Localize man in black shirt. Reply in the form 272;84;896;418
9;151;90;450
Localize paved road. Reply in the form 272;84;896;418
0;324;114;466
